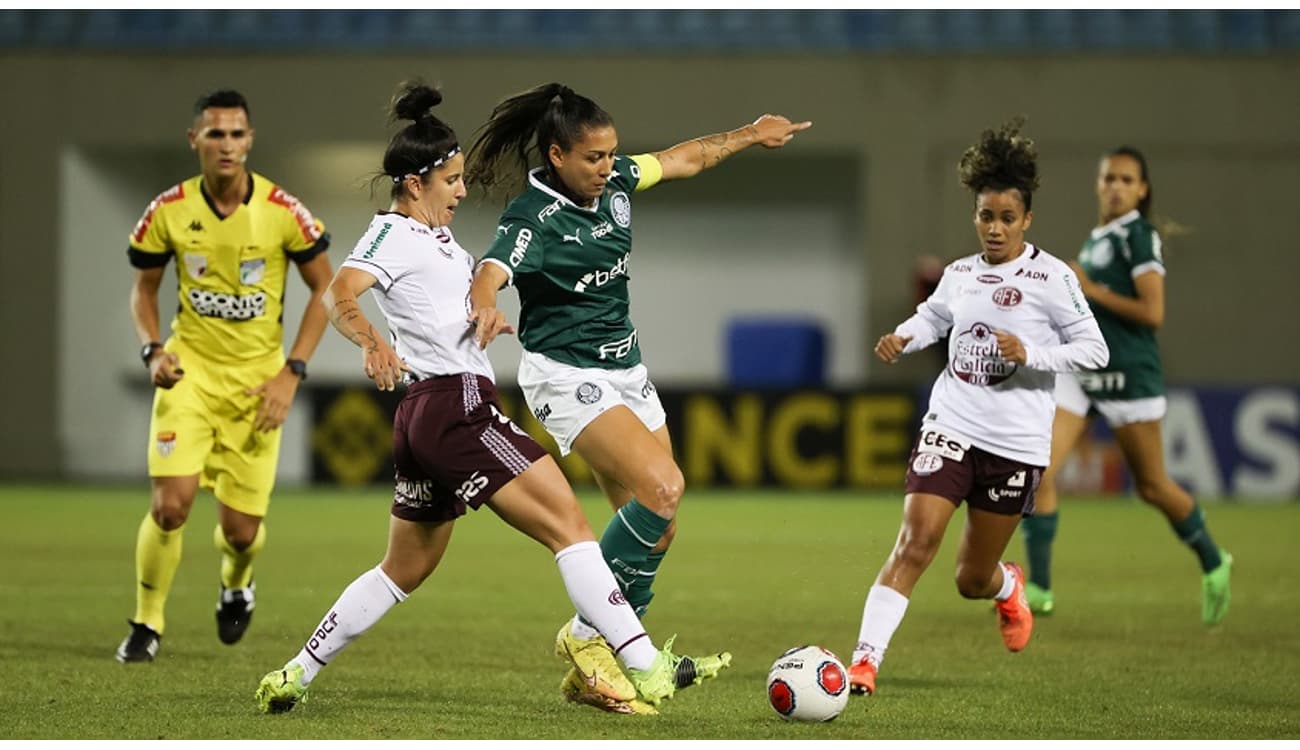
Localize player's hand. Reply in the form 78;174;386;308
874;334;914;364
246;369;299;432
993;329;1027;365
468;307;515;350
150;351;185;389
362;340;409;392
750;114;812;149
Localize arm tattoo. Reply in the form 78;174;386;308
697;132;735;168
327;297;378;350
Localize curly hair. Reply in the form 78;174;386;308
958;117;1039;210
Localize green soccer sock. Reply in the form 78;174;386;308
1171;503;1223;573
1021;512;1059;590
597;500;671;615
627;550;666;618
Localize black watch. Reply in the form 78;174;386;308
140;341;164;367
286;358;308;381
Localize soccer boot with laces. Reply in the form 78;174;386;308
216;582;256;645
1202;551;1233;626
255;662;309;714
995;562;1033;652
625;635;731;706
847;657;877;696
115;620;161;663
554;620;636;703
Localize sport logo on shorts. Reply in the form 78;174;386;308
912;453;943;475
576;382;602;405
156;431;176;457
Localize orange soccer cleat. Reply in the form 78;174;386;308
995;562;1033;652
847;657;877;696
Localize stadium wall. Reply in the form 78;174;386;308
0;53;1296;484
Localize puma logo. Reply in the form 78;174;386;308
562;232;583;245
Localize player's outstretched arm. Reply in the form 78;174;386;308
653;114;812;182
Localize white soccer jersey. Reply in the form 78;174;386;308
342;213;494;382
895;244;1109;465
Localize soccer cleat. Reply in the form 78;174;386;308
255;662;309;714
995;562;1033;652
554;621;636;703
115;620;161;663
848;658;877;696
667;637;732;691
624;634;729;706
1024;582;1055;615
1202;551;1233;626
560;668;659;715
216;583;256;645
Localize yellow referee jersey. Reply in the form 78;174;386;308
128;172;329;362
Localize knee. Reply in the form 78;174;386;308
150;493;192;531
892;527;943;570
953;564;993;599
220;523;260;551
647;469;685;518
1134;477;1164;504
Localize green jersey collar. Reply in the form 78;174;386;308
1091;209;1141;241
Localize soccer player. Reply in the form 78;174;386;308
1019;147;1232;622
256;82;716;716
465;82;810;703
116;90;333;663
846;120;1110;696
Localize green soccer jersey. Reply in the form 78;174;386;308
483;154;655;369
1076;210;1165;400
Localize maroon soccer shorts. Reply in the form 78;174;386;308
390;373;549;523
903;427;1043;517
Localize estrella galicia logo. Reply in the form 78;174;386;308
610;191;631;227
576;382;602;405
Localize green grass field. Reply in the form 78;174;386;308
1;484;1297;739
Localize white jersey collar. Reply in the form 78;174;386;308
527;168;600;212
1090;209;1140;240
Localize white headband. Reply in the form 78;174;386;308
392;145;461;183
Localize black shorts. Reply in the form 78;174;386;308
903;428;1043;517
390;373;549;523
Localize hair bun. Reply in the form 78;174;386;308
392;82;443;123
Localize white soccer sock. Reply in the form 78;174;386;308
290;565;407;686
994;562;1016;602
555;540;657;671
852;584;910;669
569;614;600;641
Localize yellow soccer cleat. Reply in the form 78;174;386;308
560;667;659;715
554;621;636;703
255;662;309;715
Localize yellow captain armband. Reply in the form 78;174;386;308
629;153;663;192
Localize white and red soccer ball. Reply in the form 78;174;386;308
766;645;849;722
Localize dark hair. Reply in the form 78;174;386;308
381;81;460;201
193;89;250;119
465;82;614;197
958;117;1039;211
1105;145;1153;217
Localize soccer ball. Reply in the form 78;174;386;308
766;645;849;722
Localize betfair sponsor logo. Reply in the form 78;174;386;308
573;252;629;293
